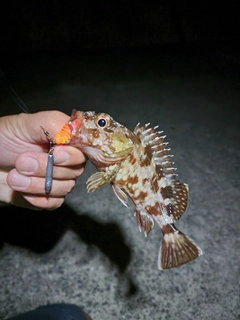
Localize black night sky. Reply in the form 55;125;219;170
1;0;240;58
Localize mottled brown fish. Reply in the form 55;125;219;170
51;109;202;269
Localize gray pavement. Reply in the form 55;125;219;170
0;48;239;319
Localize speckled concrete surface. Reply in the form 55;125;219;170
0;49;239;319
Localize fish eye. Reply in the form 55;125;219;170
95;113;112;129
98;118;107;128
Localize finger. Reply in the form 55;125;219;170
11;191;65;210
7;169;76;197
0;171;17;203
19;111;70;144
0;171;44;210
15;153;85;180
15;148;86;179
10;191;44;210
21;194;65;211
53;145;87;166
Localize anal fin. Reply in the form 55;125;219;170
135;206;154;237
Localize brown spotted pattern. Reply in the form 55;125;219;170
54;110;202;269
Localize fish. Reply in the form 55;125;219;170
49;109;202;269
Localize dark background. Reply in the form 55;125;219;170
1;1;240;58
0;2;240;320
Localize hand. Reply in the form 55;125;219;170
0;111;87;210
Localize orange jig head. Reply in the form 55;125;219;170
53;121;72;145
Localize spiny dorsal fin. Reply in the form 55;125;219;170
134;123;176;179
134;123;189;221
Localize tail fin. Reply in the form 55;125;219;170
158;228;202;270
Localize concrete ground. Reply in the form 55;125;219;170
0;47;239;319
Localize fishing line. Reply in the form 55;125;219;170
0;67;53;194
0;68;29;114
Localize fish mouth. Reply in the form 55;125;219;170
67;110;88;146
69;109;84;134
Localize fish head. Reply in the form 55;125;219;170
68;110;134;166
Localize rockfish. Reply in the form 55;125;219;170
50;109;202;269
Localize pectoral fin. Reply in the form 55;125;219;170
112;183;129;207
86;165;120;192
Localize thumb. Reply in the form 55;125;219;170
17;111;70;144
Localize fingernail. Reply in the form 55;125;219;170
11;173;31;189
54;151;70;164
19;156;39;174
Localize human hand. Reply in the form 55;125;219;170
0;111;87;210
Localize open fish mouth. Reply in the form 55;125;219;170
69;109;85;135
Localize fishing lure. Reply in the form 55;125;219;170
41;121;72;194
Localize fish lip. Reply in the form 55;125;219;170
69;110;85;135
68;110;89;146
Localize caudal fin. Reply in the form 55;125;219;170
158;229;202;270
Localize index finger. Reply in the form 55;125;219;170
19;110;87;163
53;145;87;166
19;110;70;144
